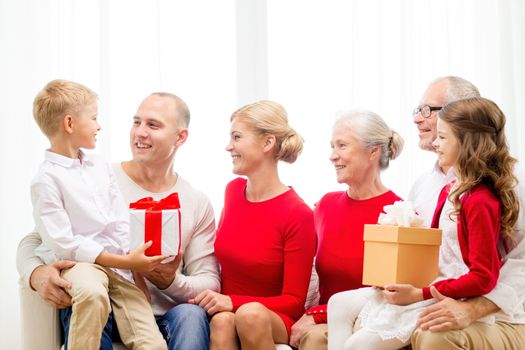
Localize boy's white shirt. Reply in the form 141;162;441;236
31;150;130;280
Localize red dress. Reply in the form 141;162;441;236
214;178;317;334
307;190;402;323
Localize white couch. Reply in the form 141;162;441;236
19;268;319;350
19;281;126;350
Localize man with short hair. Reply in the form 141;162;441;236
17;92;220;350
409;76;525;349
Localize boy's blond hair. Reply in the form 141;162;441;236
33;79;97;137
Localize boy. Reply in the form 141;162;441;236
31;79;167;350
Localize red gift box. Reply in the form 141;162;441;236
129;193;182;257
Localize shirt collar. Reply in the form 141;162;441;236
44;149;94;168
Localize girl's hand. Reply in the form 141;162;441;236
382;284;423;305
189;289;233;316
126;241;167;272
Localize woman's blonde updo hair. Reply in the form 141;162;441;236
231;100;304;163
335;110;404;169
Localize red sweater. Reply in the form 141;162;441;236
423;183;501;299
306;190;402;323
215;178;317;334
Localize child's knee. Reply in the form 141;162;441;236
328;291;359;318
72;283;110;312
63;263;109;306
328;291;348;311
69;277;110;311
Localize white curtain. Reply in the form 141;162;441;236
1;0;524;347
266;0;525;206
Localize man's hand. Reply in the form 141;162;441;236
416;286;475;331
29;261;75;308
383;283;423;305
189;289;233;316
142;253;182;290
289;314;315;348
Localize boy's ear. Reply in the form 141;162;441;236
63;115;74;134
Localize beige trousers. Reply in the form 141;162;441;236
62;262;166;350
411;321;525;350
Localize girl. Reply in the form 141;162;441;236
328;97;519;350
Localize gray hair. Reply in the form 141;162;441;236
335;110;404;170
432;76;480;103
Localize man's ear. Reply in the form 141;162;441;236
63;115;74;134
262;134;276;153
175;128;189;147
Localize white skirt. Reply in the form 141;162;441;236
358;290;435;343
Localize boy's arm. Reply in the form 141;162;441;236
107;165;130;253
95;241;166;272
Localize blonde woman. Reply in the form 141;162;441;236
191;101;316;349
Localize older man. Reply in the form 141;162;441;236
17;92;220;350
409;76;525;349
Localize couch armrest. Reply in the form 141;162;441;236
19;279;61;350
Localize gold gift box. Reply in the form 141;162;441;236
362;224;442;288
